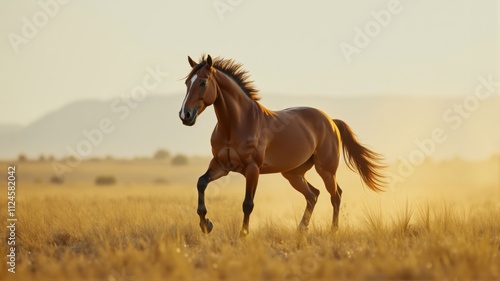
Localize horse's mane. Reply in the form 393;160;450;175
193;55;260;101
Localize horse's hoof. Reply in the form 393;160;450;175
206;219;214;233
200;218;214;234
298;225;309;232
331;225;339;233
239;229;249;237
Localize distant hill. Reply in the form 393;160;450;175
0;124;23;135
1;94;498;161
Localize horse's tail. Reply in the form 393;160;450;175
333;119;385;192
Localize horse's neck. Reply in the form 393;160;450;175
213;72;260;137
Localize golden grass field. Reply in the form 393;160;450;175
0;156;499;280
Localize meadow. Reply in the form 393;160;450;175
0;156;499;280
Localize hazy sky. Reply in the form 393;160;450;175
0;0;498;125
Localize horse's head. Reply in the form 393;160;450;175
179;55;217;126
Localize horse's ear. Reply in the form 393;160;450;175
206;55;213;68
188;56;196;68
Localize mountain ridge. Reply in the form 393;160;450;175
1;94;498;161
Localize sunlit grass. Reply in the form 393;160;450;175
1;185;499;281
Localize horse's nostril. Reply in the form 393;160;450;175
185;111;191;119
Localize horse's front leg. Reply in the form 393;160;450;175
197;171;212;233
240;162;260;237
197;159;227;234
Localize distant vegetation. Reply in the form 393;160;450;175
171;154;189;166
95;175;117;185
50;175;64;184
11;148;188;163
153;177;169;185
153;149;170;160
37;154;55;162
17;153;27;162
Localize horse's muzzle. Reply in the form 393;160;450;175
179;108;198;126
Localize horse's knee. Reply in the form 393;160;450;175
197;207;207;216
242;200;254;215
307;183;320;198
305;191;319;208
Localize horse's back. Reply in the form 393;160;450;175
274;106;336;133
260;106;338;173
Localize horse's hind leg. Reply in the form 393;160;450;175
315;164;341;230
332;183;343;229
282;162;319;230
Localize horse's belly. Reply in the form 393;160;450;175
260;152;312;174
260;135;315;174
260;162;299;174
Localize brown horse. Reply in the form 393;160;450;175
179;55;385;236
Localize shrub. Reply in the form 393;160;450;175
153;178;169;185
18;154;28;162
171;154;189;166
95;176;116;186
153;149;170;160
50;176;64;184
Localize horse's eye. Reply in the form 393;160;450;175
200;80;207;87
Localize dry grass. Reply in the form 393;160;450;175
0;158;499;280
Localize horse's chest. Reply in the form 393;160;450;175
212;135;265;172
214;146;246;173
